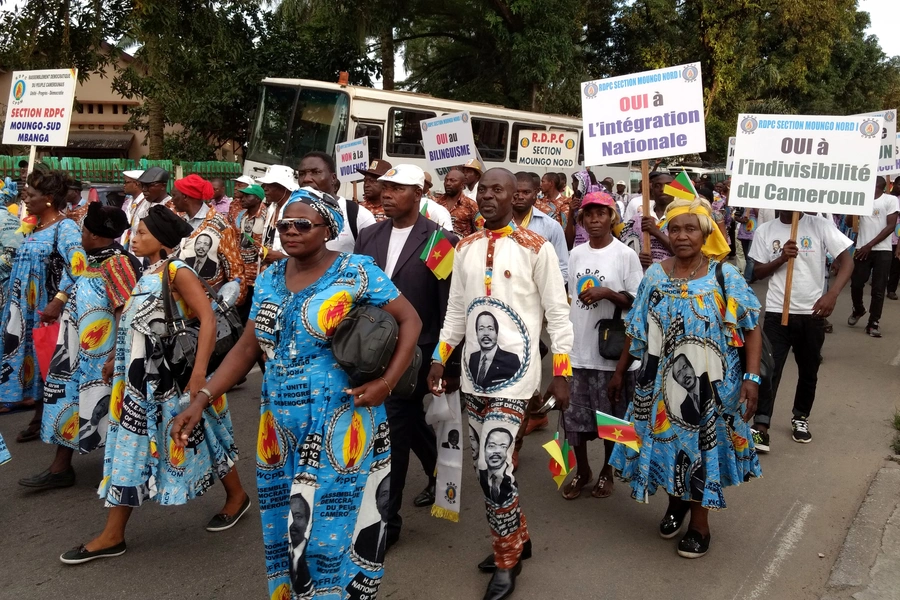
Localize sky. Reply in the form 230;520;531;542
859;0;899;58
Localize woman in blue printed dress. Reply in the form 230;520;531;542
19;204;139;489
61;205;249;565
608;197;763;560
0;169;87;445
171;188;421;599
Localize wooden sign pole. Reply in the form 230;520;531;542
641;159;651;251
781;211;800;326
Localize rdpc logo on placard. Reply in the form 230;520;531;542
885;111;895;123
583;82;599;99
859;119;879;138
740;116;758;134
12;79;26;104
682;65;698;82
421;122;428;132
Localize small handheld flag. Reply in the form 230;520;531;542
542;432;575;489
16;213;37;235
663;170;699;201
596;411;640;452
420;229;454;279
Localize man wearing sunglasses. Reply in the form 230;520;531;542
354;163;461;550
123;167;171;253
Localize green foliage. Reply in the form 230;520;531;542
162;131;217;163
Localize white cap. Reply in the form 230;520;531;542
616;180;626;186
123;170;144;180
256;165;299;191
234;175;255;186
378;164;425;188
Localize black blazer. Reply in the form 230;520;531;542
468;348;521;389
478;468;515;505
355;215;459;347
353;520;386;564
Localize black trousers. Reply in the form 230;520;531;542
888;245;900;294
385;343;438;538
754;312;825;427
850;250;891;326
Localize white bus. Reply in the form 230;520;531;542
243;77;631;196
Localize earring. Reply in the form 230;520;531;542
46;202;52;207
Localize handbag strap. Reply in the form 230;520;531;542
593;303;623;330
159;259;222;325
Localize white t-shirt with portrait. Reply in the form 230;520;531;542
384;224;414;278
749;215;852;315
567;237;644;371
858;193;899;251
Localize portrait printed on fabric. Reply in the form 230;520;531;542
476;424;517;507
465;298;529;393
662;340;724;431
287;484;315;598
350;466;391;568
181;232;221;280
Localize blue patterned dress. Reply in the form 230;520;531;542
0;219;86;407
0;206;24;337
41;245;139;453
610;261;762;509
99;261;238;507
249;253;398;600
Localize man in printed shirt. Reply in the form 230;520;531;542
170;174;247;305
231;184;268;322
428;168;573;600
535;172;569;229
357;159;393;222
436;166;479;238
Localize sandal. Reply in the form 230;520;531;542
16;422;40;443
561;470;593;500
592;474;614;498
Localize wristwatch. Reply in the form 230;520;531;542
743;373;762;385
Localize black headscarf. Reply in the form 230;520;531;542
84;202;129;239
143;204;193;249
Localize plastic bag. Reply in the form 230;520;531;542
33;322;60;382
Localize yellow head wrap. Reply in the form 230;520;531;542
665;202;731;261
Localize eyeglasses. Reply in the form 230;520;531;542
275;218;327;234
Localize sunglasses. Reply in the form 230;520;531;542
275;218;327;234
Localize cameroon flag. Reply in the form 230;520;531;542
542;432;576;489
596;411;641;452
420;229;454;279
663;170;699;201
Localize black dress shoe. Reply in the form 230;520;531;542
19;468;76;489
482;560;522;600
677;529;711;558
659;503;690;539
413;483;436;507
477;539;532;573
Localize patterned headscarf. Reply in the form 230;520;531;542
285;186;344;241
0;177;18;204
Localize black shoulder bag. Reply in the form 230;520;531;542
45;221;67;297
160;262;245;392
715;262;774;391
595;304;627;361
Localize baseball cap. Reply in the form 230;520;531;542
462;158;483;172
378;164;425;188
137;166;170;184
234;175;255;186
123;169;144;180
616;180;626;186
580;190;617;210
358;159;393;178
256;165;299;192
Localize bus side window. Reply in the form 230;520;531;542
387;107;435;157
471;117;509;162
509;122;545;162
355;123;383;161
578;135;584;165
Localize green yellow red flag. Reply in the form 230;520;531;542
663;170;698;201
420;229;454;279
542;432;576;489
596;411;641;452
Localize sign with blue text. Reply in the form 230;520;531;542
852;109;898;175
580;62;706;165
420;111;477;170
729;114;882;216
2;68;78;147
335;137;369;184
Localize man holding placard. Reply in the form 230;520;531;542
846;176;898;338
749;212;853;448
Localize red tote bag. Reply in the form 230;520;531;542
33;322;61;382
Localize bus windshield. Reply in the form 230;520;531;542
247;83;350;166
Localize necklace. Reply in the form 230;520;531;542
144;257;168;275
667;256;706;298
35;211;64;231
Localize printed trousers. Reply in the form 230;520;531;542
462;393;530;570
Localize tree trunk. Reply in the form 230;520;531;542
380;27;394;90
530;83;539;112
147;97;165;159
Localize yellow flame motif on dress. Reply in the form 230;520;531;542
257;410;281;465
70;251;87;276
343;410;366;468
27;280;36;308
149;438;159;458
653;400;671;434
80;319;112;351
731;430;749;452
168;437;185;467
110;379;124;422
22;355;34;383
211;394;227;415
60;410;80;441
270;584;291;600
317;290;353;336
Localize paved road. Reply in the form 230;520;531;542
1;284;898;600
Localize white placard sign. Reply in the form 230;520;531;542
516;130;578;169
725;137;736;175
580;62;706;165
335;137;369;184
852;110;898;175
420;111;476;169
2;69;77;146
730;114;882;216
